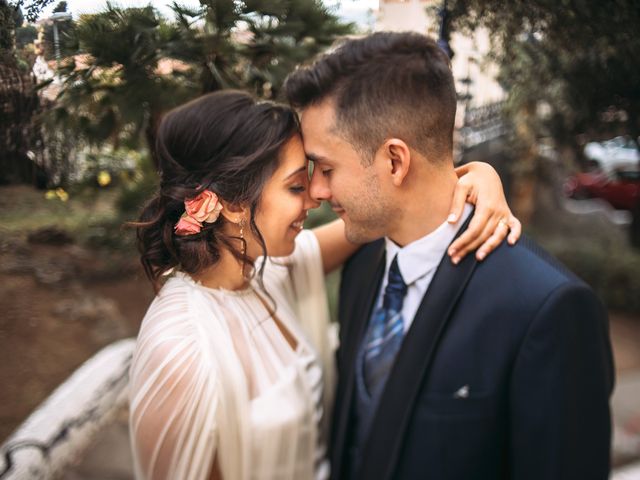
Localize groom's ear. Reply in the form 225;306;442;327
381;138;411;187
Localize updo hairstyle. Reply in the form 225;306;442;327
135;90;299;292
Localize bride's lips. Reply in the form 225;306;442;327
290;212;308;232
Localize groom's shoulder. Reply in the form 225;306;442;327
479;234;588;295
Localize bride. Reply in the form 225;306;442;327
128;90;519;480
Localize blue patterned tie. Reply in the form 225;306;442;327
363;255;407;395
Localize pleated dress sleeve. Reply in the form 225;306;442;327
129;283;220;480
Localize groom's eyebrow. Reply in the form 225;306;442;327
305;152;329;164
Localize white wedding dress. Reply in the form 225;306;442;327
129;230;336;480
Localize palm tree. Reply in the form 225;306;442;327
52;0;353;164
168;0;354;98
52;3;194;159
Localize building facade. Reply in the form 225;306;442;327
375;0;504;128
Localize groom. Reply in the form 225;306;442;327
284;32;614;479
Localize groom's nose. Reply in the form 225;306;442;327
309;165;331;203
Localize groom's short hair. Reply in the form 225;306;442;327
284;31;457;164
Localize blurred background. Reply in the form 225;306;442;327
1;0;639;478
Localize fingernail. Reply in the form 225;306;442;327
477;251;486;260
449;248;457;256
452;256;460;265
447;214;457;223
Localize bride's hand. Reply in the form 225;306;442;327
447;161;521;264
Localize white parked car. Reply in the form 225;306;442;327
584;136;640;172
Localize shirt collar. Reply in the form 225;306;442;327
384;204;473;286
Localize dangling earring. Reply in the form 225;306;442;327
239;218;246;256
239;218;246;277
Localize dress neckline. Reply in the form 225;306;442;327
176;271;255;297
176;271;315;354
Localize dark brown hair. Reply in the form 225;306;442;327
134;90;299;292
283;32;457;163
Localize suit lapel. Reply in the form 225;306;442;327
332;241;386;477
359;216;478;480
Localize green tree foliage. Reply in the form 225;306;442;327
1;0;352;185
40;1;75;59
1;1;44;186
168;0;353;97
2;0;53;57
1;0;19;54
52;0;353;155
10;0;54;22
3;0;70;63
448;0;640;151
15;23;36;48
52;3;193;154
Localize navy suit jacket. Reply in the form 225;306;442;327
330;225;614;480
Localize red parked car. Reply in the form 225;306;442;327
564;169;640;210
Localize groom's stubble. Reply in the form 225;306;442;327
340;164;402;244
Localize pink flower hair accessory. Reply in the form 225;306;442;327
175;190;224;236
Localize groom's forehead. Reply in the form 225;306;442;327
299;99;337;130
301;132;348;163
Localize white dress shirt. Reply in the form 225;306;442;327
373;204;473;333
